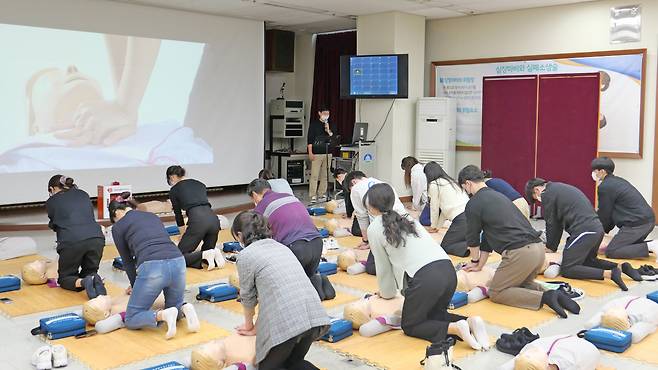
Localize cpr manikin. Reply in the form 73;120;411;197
585;295;658;343
323;218;352;238
343;295;404;337
190;333;256;370
498;335;600;370
22;259;58;285
85;293;165;332
337;249;371;275
456;266;496;303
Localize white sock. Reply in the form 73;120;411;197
160;307;179;339
51;344;68;368
359;315;401;337
452;320;481;350
467;316;490;350
95;313;125;334
467;287;488;303
347;263;366;275
214;248;226;269
202;249;217;271
544;264;561;278
648;240;658;255
182;303;200;333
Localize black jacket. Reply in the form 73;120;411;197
306;118;335;154
542;182;602;251
168;179;211;227
597;174;655;233
46;188;103;243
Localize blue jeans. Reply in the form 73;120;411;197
419;204;431;227
125;257;186;329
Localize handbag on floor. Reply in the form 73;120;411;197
0;275;21;293
222;241;243;253
647;290;658;303
448;292;468;309
31;312;87;340
112;257;124;271
578;327;632;353
318;261;338;276
196;283;239;303
307;207;327;216
142;361;189;370
420;337;462;370
320;318;353;342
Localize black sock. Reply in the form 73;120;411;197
321;275;336;300
309;274;325;300
556;291;580;314
611;267;628;291
621;262;642;282
541;290;567;318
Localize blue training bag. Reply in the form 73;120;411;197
321;318;353;342
0;275;21;293
142;361;189;370
579;327;632;353
448;291;468;309
223;241;243;253
647;290;658;304
307;207;327;216
33;312;87;340
196;283;239;303
165;225;180;236
318;262;338;276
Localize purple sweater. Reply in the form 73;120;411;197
254;191;320;246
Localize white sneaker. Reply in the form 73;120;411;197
201;249;217;271
310;196;317;204
317;195;328;203
51;345;68;368
31;346;52;370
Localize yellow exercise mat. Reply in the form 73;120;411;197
0;255;124;317
57;320;229;370
536;275;636;298
318;330;479;370
213;291;360;314
101;245;120;261
186;263;237;286
453;299;557;329
329;271;379;293
613;331;658;365
218;229;237;243
606;256;657;269
311;214;343;228
336;236;364;249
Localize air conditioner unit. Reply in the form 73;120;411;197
415;97;456;177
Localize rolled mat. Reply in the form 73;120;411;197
56;321;229;370
452;299;558;329
213;291;359;314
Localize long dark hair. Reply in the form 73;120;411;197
258;169;274;180
401;156;419;188
48;174;76;192
424;161;458;190
108;198;139;224
166;165;186;185
231;211;272;247
364;183;418;248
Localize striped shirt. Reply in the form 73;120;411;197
254;191;320;246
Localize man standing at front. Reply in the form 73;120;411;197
307;106;335;204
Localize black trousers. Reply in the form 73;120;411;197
288;238;323;277
259;327;322;370
401;259;465;343
179;206;220;268
365;251;376;275
56;237;105;291
605;222;654;259
351;217;362;237
441;213;469;257
561;231;617;280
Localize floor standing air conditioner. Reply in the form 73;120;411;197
415;97;457;177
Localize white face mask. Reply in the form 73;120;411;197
591;171;600;182
321;114;329;122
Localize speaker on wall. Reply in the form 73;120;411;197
266;29;295;72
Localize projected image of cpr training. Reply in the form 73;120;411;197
0;23;214;173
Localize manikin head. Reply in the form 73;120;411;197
166;165;186;186
246;179;271;205
514;347;550;370
83;295;113;324
324;218;339;235
343;299;372;329
601;306;632;331
191;334;256;369
525;178;548;204
22;260;48;285
26;66;103;135
337;249;358;270
324;200;339;214
591;157;615;183
457;165;486;196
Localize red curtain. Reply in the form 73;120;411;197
311;31;356;144
536;73;600;204
481;76;539;195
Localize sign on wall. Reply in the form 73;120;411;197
431;49;646;158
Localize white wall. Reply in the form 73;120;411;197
425;0;657;202
357;12;425;195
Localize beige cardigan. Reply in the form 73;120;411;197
428;178;469;229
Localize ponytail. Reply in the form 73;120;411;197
48;174;77;192
364;183;418;248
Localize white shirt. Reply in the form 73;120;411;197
267;178;294;196
499;335;600;370
428;178;469;228
351;177;406;232
368;216;449;299
410;163;428;211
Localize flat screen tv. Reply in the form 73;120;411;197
340;54;408;99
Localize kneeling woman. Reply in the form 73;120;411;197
365;183;488;349
110;201;199;339
232;211;330;370
46;175;106;299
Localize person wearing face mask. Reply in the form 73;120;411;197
307;106;335;204
45;175;106;299
591;157;657;260
525;178;631;290
458;166;580;318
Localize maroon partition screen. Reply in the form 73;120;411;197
536;73;600;204
481;76;538;195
